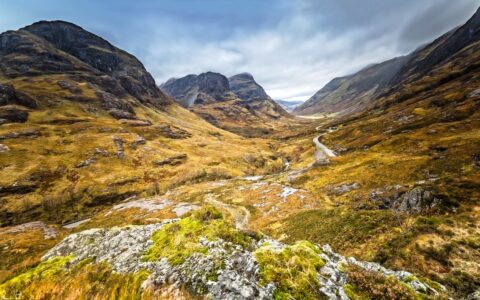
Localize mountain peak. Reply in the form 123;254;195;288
230;72;254;80
228;73;270;102
0;20;170;110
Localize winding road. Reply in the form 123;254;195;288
313;126;337;162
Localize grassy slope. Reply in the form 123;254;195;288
273;50;480;297
0;75;286;227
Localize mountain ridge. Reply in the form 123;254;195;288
295;7;480;117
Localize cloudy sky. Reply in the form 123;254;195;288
1;0;479;101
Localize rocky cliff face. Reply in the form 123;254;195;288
228;73;270;102
0;20;171;109
160;72;235;107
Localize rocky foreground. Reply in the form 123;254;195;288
0;208;446;299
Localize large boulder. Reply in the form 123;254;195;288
0;106;29;123
0;83;37;108
370;186;442;214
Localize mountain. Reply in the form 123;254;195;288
161;72;290;137
296;7;480;117
0;21;288;228
0;21;171;117
160;72;236;107
285;7;480;297
228;72;270;101
275;99;304;112
294;56;409;116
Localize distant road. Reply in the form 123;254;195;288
313;135;336;158
313;126;337;161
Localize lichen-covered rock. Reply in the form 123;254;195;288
22;214;444;300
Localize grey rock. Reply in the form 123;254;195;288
129;136;146;149
0;83;37;108
473;153;480;168
370;185;441;213
0;128;41;140
113;137;125;159
155;124;192;139
154;154;187;167
228;73;270;102
75;156;96;168
328;182;360;196
161;72;233;107
467;289;480;300
57;80;82;94
41;221;444;300
5;221;58;239
0;106;29;123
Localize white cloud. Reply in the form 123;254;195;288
139;0;477;101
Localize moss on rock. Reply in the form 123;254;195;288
254;241;325;299
144;206;253;265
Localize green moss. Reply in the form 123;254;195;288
0;256;73;297
144;206;252;265
0;258;153;300
405;275;418;283
344;284;369;300
254;241;325;300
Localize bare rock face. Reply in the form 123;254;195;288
0;143;9;153
161;72;234;107
0;83;37;108
393;187;442;213
370;186;442;213
154;154;187;166
0;106;29;123
228;73;270;102
155;124;192;139
113;137;125;159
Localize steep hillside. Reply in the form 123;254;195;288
161;72;290;137
160;72;235;107
228;72;270;101
294;56;409;116
296;8;480;118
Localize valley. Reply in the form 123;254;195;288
0;6;479;300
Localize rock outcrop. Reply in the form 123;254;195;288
160;72;289;136
27;216;444;300
370;186;442;213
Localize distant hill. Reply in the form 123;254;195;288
294;56;409;116
274;99;304;112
